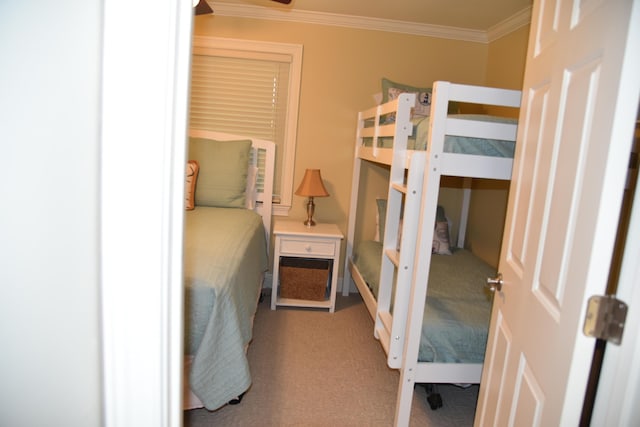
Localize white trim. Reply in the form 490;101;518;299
273;204;291;217
591;2;640;424
100;0;191;425
211;3;532;44
486;6;532;42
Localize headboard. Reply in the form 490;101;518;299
188;129;275;243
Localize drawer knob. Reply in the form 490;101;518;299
305;244;312;251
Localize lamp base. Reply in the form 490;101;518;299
304;197;316;227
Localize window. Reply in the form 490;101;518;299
189;36;303;214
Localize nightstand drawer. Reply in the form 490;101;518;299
279;238;337;257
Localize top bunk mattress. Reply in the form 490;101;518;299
363;114;517;158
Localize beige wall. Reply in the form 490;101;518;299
193;15;530;272
466;25;531;267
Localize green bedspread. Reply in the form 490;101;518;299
354;241;494;363
184;207;268;410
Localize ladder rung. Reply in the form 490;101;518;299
390;182;407;193
376;324;391;355
379;310;392;334
384;248;399;267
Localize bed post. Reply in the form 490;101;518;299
458;177;472;248
343;111;366;296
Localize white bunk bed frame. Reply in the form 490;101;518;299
342;81;521;426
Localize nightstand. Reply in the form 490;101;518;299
271;219;343;312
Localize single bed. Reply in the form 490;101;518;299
182;130;275;411
343;80;521;426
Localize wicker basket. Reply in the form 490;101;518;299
279;257;330;301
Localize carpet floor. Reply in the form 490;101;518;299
184;293;478;426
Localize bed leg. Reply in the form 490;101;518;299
422;383;443;410
228;391;246;405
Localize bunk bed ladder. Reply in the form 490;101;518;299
373;94;425;370
393;81;451;427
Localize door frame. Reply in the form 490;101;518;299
592;126;640;423
100;0;193;426
592;2;640;422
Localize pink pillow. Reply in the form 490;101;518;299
185;160;199;211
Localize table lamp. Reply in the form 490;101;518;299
295;169;329;226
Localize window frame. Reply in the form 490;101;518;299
191;36;303;215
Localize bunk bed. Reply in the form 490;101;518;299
342;81;521;426
183;130;275;411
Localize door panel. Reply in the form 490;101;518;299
510;360;543;426
475;0;639;425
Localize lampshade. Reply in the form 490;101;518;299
295;169;329;197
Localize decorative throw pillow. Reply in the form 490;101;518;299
433;205;452;255
188;137;252;208
382;78;432;118
381;78;460;119
432;221;452;255
185;160;199;211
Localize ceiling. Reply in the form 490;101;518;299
210;0;533;32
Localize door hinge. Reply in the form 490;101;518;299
583;295;628;345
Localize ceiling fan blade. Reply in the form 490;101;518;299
194;0;213;15
195;0;288;16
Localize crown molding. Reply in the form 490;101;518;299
209;3;532;44
211;3;491;43
487;6;532;42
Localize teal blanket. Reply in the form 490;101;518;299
184;207;268;410
354;242;494;363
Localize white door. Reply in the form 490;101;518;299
475;0;640;425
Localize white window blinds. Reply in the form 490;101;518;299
189;52;290;200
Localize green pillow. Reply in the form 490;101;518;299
188;137;251;208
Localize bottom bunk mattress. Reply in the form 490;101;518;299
183;206;268;410
354;240;494;363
